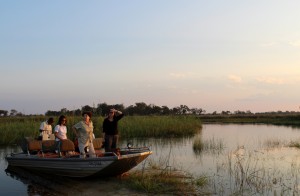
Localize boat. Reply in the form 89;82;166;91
5;138;152;178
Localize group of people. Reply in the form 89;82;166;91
38;109;124;158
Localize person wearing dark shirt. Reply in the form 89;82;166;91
102;108;124;152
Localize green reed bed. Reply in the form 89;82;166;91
0;118;39;145
193;136;225;155
0;116;202;145
122;158;208;195
119;116;202;138
199;114;300;127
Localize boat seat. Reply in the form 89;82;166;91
93;138;103;149
41;140;58;157
93;138;104;157
59;139;80;158
27;140;42;155
42;140;57;152
60;139;75;151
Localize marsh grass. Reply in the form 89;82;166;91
122;158;210;195
208;146;300;195
119;116;202;138
0;116;202;145
199;114;300;127
262;138;286;149
288;141;300;148
193;137;225;155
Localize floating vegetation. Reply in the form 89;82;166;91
193;137;225;155
288;141;300;148
263;138;284;148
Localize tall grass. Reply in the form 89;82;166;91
0;116;202;145
206;146;300;195
199;114;300;127
119;116;202;138
193;136;225;155
122;154;208;195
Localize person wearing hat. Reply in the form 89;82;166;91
72;111;95;158
102;108;124;152
38;117;54;140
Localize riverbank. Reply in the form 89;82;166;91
198;113;300;127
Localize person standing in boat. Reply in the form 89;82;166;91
72;111;96;158
38;117;54;140
102;108;124;152
54;115;68;141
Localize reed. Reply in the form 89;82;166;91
193;137;225;155
122;158;207;195
199;114;300;127
288;141;300;148
0;116;202;145
207;146;300;195
118;116;202;138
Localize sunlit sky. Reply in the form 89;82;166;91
1;1;300;114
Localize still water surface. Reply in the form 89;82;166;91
2;124;300;195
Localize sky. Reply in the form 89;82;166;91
1;1;300;115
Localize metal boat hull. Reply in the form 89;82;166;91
6;149;152;178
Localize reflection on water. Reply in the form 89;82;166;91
2;124;300;195
4;164;141;196
5;165;68;195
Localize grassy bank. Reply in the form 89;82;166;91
0;116;202;145
121;157;209;195
198;113;300;127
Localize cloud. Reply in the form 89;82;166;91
288;40;300;47
169;72;187;78
260;42;278;47
169;72;196;79
256;77;285;85
227;74;242;83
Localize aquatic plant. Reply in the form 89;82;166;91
193;136;225;155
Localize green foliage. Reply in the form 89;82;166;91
194;176;208;187
289;141;300;148
199;113;300;127
0;116;202;145
193;137;225;155
119;116;202;138
124;165;197;194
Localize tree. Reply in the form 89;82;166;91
161;106;170;115
0;110;8;116
82;105;93;113
10;109;18;116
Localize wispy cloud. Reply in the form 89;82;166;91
256;77;285;85
227;74;242;83
169;72;196;79
260;42;278;47
288;40;300;47
169;73;187;78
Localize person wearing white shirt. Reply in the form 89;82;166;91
39;117;54;140
54;115;68;141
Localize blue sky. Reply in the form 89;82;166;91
1;1;300;114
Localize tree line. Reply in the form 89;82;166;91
45;102;205;116
0;102;204;117
1;102;299;117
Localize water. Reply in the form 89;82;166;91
2;124;300;195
